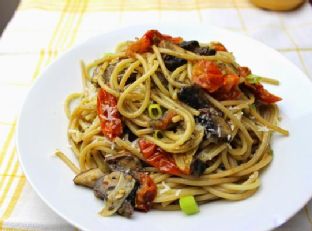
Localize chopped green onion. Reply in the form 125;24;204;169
153;130;163;139
148;104;162;120
246;74;261;84
250;104;256;110
179;196;199;215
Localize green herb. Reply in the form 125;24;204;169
148;103;162;120
250;104;256;110
179;196;199;215
153;130;163;139
246;74;261;84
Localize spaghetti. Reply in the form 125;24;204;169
59;30;288;217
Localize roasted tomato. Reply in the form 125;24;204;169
239;66;281;104
149;109;177;130
126;30;183;56
139;139;182;175
211;74;240;100
222;74;240;92
244;83;282;104
192;60;224;93
211;89;241;101
210;42;227;52
238;66;251;77
192;60;241;100
97;89;123;139
135;173;157;212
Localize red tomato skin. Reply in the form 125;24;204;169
97;89;123;139
139;140;182;176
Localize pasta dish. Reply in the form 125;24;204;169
57;30;288;218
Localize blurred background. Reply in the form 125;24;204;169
0;0;20;36
0;0;308;36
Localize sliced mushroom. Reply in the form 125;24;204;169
123;126;138;142
177;85;209;109
196;108;231;140
117;200;134;218
116;179;139;217
178;86;231;141
162;54;187;72
125;180;140;206
179;40;200;52
194;47;216;56
73;168;105;188
155;71;169;87
105;154;142;173
125;72;137;85
102;63;116;83
157;41;188;71
190;157;207;177
94;175;114;200
96;171;136;217
179;40;216;56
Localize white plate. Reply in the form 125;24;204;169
17;24;312;231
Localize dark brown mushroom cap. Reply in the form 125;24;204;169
94;171;121;200
105;154;142;173
95;171;136;217
73;168;105;188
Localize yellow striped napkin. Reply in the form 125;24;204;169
0;0;311;230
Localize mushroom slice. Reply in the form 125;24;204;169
117;200;134;218
97;171;136;216
105;154;142;172
196;108;231;141
177;85;209;109
73;168;104;188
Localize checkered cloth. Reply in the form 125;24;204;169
0;0;311;230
